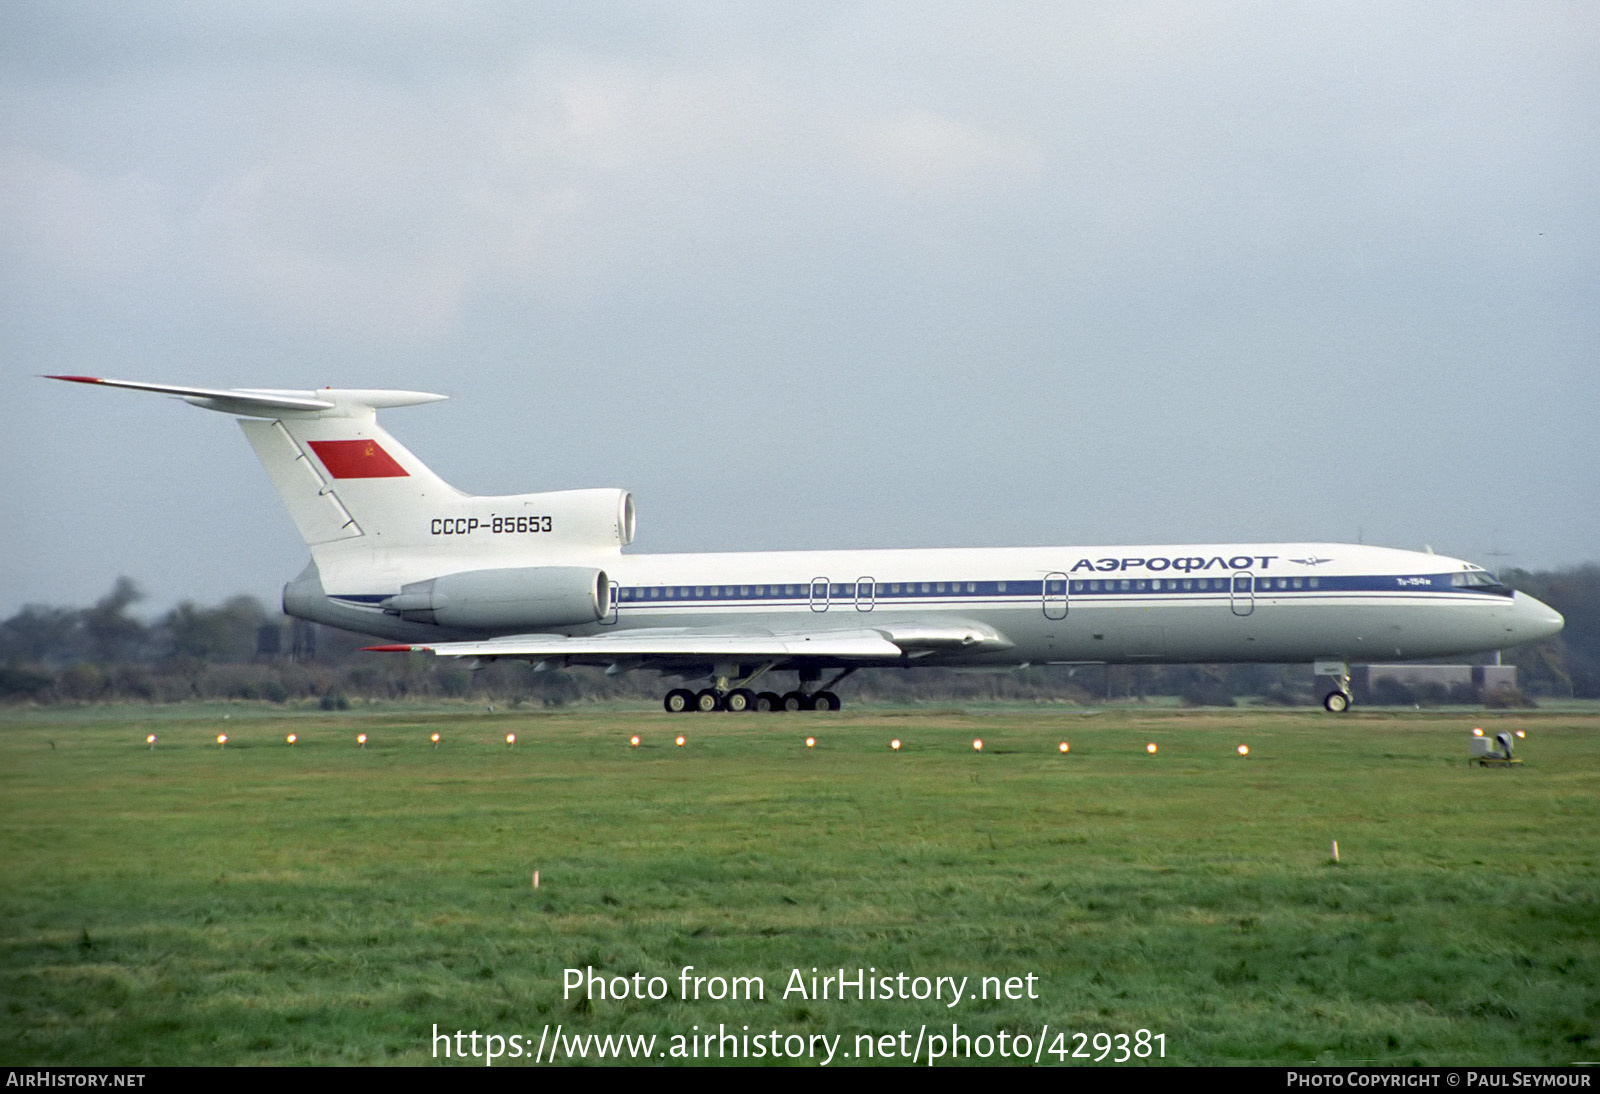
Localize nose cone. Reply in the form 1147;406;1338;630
1508;591;1564;646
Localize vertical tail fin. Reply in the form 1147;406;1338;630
48;377;454;550
48;377;635;598
235;393;460;548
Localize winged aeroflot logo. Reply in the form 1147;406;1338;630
1290;556;1333;566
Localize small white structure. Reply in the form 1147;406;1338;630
1470;731;1520;766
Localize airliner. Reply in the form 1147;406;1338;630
50;377;1564;714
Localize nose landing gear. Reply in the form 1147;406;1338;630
1315;660;1353;713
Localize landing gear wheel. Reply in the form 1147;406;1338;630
811;691;841;712
694;688;723;713
664;688;694;714
755;691;780;712
780;691;810;712
1323;690;1352;713
725;688;755;713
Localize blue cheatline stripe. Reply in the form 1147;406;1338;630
335;574;1510;605
603;574;1509;605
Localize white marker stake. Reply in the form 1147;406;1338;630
532;870;540;890
1331;840;1340;863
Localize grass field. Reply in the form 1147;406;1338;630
3;701;1597;1066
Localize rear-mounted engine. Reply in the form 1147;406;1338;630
381;566;610;629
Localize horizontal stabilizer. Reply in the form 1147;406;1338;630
46;375;445;417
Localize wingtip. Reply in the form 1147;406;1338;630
363;644;428;653
44;374;103;384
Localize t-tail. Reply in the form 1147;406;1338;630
47;377;633;638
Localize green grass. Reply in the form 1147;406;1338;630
2;704;1597;1066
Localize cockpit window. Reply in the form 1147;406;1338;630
1451;571;1508;591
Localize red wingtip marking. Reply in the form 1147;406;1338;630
45;375;104;384
364;644;424;653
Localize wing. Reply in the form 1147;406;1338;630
365;618;1013;668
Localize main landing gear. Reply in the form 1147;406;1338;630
663;668;852;713
1315;660;1353;713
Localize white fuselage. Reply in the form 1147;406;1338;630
309;541;1561;665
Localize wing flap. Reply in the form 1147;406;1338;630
371;628;906;660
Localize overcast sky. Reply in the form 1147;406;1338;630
4;1;1596;619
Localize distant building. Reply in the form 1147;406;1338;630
255;622;282;659
1352;663;1517;703
290;619;317;662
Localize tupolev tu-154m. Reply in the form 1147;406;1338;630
50;376;1564;713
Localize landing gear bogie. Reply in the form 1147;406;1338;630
662;680;845;713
